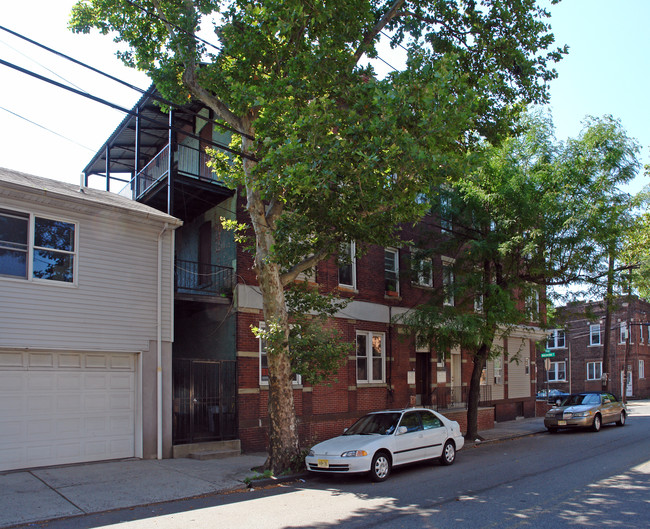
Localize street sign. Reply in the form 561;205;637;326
540;351;555;358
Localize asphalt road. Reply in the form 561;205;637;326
21;403;650;529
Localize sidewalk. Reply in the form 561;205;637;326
0;417;547;528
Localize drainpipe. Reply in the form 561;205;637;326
157;222;169;459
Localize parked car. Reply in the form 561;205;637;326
305;408;464;482
537;389;570;405
544;392;627;433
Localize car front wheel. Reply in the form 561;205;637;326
617;411;626;427
592;414;602;432
370;451;391;482
440;441;456;466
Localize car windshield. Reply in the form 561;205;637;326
344;413;401;435
563;394;600;406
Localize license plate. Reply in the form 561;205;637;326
558;420;567;426
317;459;329;469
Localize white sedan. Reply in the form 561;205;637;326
305;408;465;481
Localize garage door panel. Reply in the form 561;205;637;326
0;351;136;471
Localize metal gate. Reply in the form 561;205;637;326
172;359;237;444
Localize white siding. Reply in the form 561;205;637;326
0;195;175;353
507;338;531;398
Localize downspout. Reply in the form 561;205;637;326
157;222;169;460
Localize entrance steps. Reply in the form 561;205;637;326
173;439;241;460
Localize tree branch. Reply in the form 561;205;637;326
353;0;406;64
280;249;331;286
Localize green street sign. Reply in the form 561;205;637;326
540;351;555;358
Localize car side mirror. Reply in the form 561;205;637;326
396;426;408;435
343;427;348;434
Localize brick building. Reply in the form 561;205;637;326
537;297;650;400
81;86;546;456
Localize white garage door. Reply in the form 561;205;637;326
0;350;136;471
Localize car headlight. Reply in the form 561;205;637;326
572;411;593;418
341;450;368;458
307;450;314;457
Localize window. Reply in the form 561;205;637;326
384;248;399;294
338;241;356;289
587;361;602;381
589;324;601;346
440;194;452;233
356;331;385;383
412;253;433;287
442;258;454;306
0;209;76;283
493;355;503;385
474;293;484;313
547;361;566;382
399;411;422;433
420;411;442;430
638;359;645;378
526;288;540;316
547;330;566;349
258;322;301;386
619;322;629;344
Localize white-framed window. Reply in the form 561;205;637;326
547;361;566;382
589;324;601;346
338;241;356;289
258;322;301;386
526;288;540;316
356;331;385;383
442;257;454;306
412;253;433;287
640;360;645;379
474;293;484;313
493;355;503;385
587;361;602;381
547;329;566;349
619;322;629;344
384;248;399;294
0;208;77;284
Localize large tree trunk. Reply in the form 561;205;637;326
465;343;489;441
242;136;300;474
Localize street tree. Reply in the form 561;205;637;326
401;113;640;439
70;0;565;472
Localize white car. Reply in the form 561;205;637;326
305;408;465;482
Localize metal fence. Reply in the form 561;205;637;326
175;259;234;296
430;385;492;411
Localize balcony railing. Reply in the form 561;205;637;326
175;259;234;296
429;385;492;411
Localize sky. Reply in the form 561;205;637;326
0;0;648;194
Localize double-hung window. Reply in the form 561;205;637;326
587;361;602;381
619;322;629;344
640;360;645;379
547;361;566;382
384;248;399;294
493;355;503;385
589;324;601;346
356;331;385;383
442;257;454;306
258;322;301;386
547;330;565;349
412;252;433;287
0;209;76;283
338;241;356;289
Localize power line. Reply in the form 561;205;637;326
0;25;252;141
0;105;95;151
0;57;258;162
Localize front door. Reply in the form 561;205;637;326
415;353;430;406
173;359;237;444
621;369;633;398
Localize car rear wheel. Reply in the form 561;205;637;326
616;411;626;427
370;451;391;482
440;441;456;466
591;414;602;432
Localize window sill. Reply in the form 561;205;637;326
337;286;358;294
355;382;387;388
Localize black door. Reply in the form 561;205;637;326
173;359;237;444
415;352;431;406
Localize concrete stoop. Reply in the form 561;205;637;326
173;439;241;460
